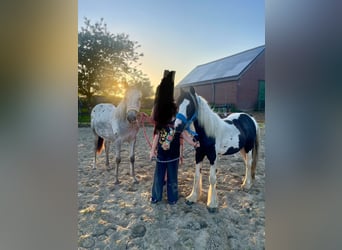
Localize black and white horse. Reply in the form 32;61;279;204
90;88;142;184
174;87;259;212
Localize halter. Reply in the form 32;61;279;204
126;105;140;113
126;105;140;124
175;112;197;136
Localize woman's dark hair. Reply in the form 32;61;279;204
152;71;177;134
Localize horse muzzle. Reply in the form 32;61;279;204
127;110;138;123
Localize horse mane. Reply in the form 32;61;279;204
196;95;222;138
115;98;127;121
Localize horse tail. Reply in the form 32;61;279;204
251;130;259;180
97;136;104;154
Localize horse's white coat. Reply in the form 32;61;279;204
207;164;218;209
196;96;245;155
240;148;253;189
174;99;189;128
91;104;119;140
186;163;202;203
90;88;142;184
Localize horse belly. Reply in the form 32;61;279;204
222;146;240;155
216;142;241;155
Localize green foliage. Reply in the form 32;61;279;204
78;17;153;109
78;113;90;124
140;108;152;116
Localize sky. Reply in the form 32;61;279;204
78;1;265;90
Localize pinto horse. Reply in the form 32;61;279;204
174;87;259;212
90;88;142;184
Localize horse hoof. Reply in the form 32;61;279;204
114;180;120;185
185;200;194;206
207;207;218;213
241;184;252;191
133;179;139;184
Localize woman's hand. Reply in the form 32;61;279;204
161;142;170;150
193;141;200;148
179;155;184;165
150;149;157;161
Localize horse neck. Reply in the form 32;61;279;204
196;96;223;138
115;99;127;121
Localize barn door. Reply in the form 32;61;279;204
257;80;265;111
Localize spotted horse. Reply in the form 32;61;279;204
91;88;142;184
174;87;259;212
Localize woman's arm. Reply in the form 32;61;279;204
179;135;184;165
150;132;159;160
181;131;200;148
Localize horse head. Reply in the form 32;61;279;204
174;86;198;134
125;88;142;123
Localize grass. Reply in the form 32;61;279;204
140;108;152;116
78;113;90;124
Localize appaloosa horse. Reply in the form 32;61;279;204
174;87;259;212
91;88;142;184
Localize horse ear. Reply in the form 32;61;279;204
190;86;196;95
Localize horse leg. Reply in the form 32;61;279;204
114;141;121;184
105;141;112;169
129;139;138;184
240;148;253;190
186;162;203;204
207;163;219;213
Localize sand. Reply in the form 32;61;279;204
78;124;265;249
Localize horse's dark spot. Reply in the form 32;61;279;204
224;146;240;155
232;114;257;153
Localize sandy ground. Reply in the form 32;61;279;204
78;122;265;249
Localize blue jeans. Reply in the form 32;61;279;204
151;159;179;204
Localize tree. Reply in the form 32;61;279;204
78;18;153;109
129;69;153;95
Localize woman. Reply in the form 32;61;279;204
149;71;199;204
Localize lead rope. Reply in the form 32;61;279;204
150;156;180;163
138;112;198;163
137;112;154;148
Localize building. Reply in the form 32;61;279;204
175;45;265;111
